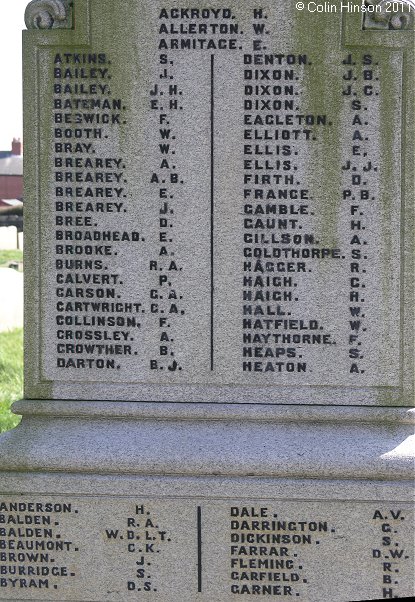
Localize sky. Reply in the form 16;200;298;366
0;0;27;151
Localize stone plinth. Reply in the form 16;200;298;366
0;0;414;599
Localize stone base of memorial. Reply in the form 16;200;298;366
0;400;413;601
1;0;413;599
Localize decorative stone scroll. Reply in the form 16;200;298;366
363;0;414;30
24;0;72;30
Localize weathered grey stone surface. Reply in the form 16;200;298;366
0;483;413;601
0;1;414;600
0;404;413;602
22;0;414;406
0;401;414;600
0;401;413;479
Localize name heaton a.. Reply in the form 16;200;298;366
243;361;307;373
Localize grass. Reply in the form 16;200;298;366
0;328;23;433
0;249;23;267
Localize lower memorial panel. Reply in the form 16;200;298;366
0;494;413;601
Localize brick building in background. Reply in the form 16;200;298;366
0;138;23;200
0;139;23;233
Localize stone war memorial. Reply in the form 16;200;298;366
0;0;414;599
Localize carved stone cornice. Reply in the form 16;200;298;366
364;0;414;30
25;0;72;30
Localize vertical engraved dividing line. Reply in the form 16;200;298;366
399;52;405;393
210;54;215;371
36;48;43;385
197;506;203;592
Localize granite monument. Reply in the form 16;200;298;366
0;0;414;600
